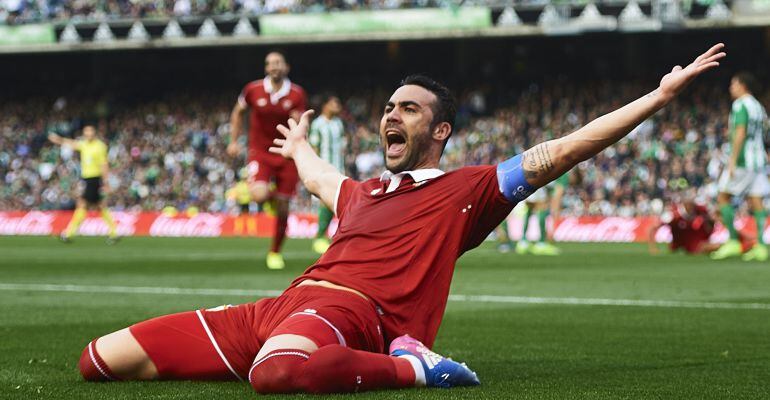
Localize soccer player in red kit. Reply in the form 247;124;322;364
647;197;753;255
78;44;726;393
228;51;307;270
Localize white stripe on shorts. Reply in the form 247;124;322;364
195;310;243;381
289;311;347;347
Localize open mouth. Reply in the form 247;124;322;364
386;130;406;158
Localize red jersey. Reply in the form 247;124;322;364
238;78;307;163
665;203;713;253
290;165;514;348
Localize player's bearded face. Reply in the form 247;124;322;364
380;86;436;173
264;53;288;81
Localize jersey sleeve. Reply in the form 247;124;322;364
460;165;517;252
335;178;361;219
293;88;307;114
237;84;251;108
733;102;749;127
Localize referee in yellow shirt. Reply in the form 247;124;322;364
226;169;256;236
48;125;118;243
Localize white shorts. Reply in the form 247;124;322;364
717;168;770;197
526;187;548;203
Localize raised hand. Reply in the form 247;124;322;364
226;142;241;157
658;43;726;101
269;110;315;160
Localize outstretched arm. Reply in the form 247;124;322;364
269;110;346;211
521;43;726;188
47;132;78;148
228;101;247;157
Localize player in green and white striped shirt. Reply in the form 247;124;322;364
712;72;770;261
308;95;345;254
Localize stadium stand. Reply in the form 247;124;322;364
3;0;515;24
2;81;767;215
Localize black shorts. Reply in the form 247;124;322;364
82;177;102;204
239;204;250;214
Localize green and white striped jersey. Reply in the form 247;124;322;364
729;94;768;171
309;115;345;171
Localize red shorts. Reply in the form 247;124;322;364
129;285;383;381
246;153;299;197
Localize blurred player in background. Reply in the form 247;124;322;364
711;72;769;261
48;125;118;244
308;95;345;254
226;169;256;236
648;195;717;255
648;194;753;255
228;51;307;269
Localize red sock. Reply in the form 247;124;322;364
270;214;288;253
249;346;415;394
79;339;118;381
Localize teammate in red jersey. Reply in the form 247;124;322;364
228;51;307;269
647;197;753;255
78;44;726;394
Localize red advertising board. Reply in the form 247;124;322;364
0;211;765;243
0;211;335;239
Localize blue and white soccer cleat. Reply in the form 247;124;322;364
389;334;480;388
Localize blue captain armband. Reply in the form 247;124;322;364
497;154;535;203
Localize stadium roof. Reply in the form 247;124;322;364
0;2;768;54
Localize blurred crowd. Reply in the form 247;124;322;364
2;0;512;24
2;80;768;216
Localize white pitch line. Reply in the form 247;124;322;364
1;283;769;311
446;294;770;310
0;283;282;298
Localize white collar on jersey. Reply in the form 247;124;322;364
379;169;444;193
263;77;292;105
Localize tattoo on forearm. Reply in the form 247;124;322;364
523;142;554;180
645;88;660;99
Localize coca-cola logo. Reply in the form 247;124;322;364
150;214;224;237
77;212;137;236
286;214;318;239
553;217;640;242
0;212;54;235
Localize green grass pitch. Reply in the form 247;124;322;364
1;236;769;399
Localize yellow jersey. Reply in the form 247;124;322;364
75;139;108;179
227;181;252;205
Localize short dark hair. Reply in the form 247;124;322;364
322;93;340;105
265;49;288;62
734;72;760;94
399;74;456;136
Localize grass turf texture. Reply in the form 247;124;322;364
1;236;769;399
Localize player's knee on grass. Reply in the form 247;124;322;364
249;345;405;394
79;339;118;381
249;350;308;394
80;329;158;381
248;346;358;394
